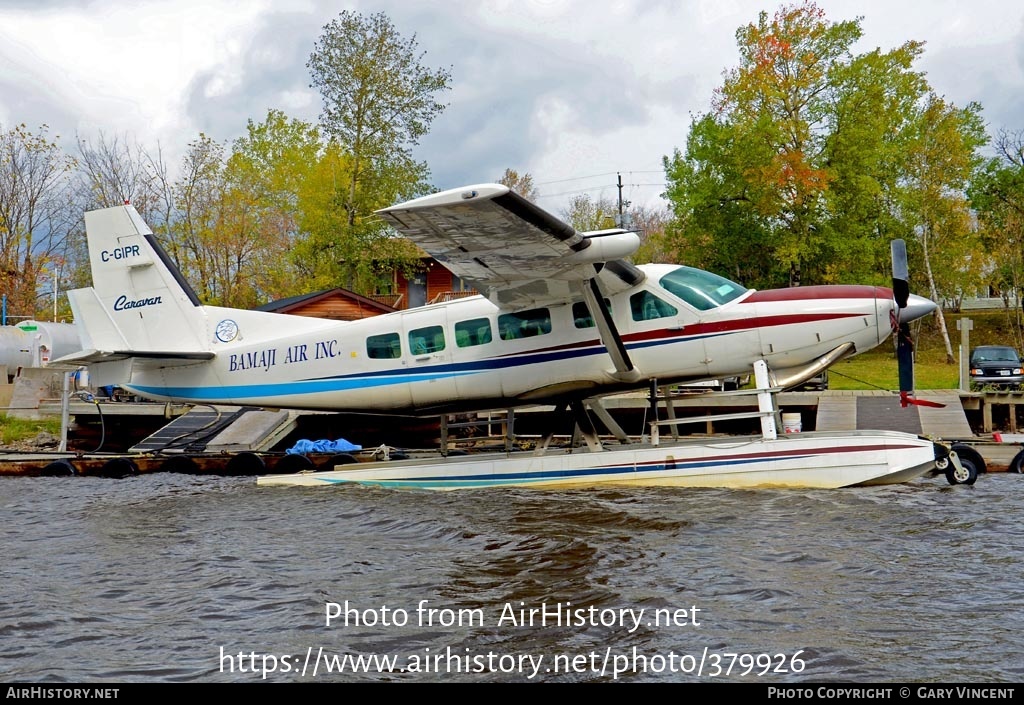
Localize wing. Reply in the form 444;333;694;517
376;184;643;308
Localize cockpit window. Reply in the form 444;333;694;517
658;266;748;311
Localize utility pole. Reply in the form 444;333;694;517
615;173;631;229
617;172;623;220
957;318;973;392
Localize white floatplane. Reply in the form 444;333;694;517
58;183;963;489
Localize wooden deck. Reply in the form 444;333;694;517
815;390;974;440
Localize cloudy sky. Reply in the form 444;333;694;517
2;0;1023;215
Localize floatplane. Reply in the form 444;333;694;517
58;184;968;490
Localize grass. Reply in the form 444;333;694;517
828;308;1022;391
0;416;62;445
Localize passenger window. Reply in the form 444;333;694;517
454;318;492;348
630;291;677;321
498;308;552;340
367;332;401;359
572;300;611;329
409;325;445;354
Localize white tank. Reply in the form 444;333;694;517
0;320;83;370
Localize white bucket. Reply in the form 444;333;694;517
782;412;802;434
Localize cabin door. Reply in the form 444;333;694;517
402;307;458;409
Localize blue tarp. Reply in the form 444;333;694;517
286;438;362;455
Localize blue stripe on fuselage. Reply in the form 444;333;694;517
129;329;731;399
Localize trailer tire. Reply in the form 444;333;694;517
223;452;266;476
1009;448;1024;474
274;454;315;474
38;460;77;476
97;458;139;478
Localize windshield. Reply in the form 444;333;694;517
658;266;748;311
972;347;1020;363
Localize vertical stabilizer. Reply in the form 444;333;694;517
73;205;209;354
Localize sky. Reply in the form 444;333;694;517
1;0;1023;216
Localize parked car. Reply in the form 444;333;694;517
968;345;1024;390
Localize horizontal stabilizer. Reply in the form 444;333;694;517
53;348;214;365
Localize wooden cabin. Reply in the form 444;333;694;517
258;257;479;319
388;257;478;309
256;288;396;321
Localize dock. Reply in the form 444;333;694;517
0;388;1021;476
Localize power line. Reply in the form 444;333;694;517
535;181;667;200
533;169;664;186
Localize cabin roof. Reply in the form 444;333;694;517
256;287;396;315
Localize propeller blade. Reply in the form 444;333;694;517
896;322;914;393
889;238;944;409
891;239;910;310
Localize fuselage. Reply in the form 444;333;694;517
121;263;899;415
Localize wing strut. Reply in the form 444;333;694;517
581;275;641;383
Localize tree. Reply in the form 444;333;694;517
497;168;539;201
662;1;933;289
70;131;170;292
628;203;673;264
75;131;164;217
969;129;1024;349
0;123;76;320
560;193;618;231
227;109;323;302
307;10;451;293
168;134;228;303
896;96;988;363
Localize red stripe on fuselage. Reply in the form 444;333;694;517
744;285;892;303
485;285;888;358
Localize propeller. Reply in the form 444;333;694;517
890;240;943;409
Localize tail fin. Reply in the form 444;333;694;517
63;205;213;362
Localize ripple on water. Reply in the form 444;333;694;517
2;472;1023;682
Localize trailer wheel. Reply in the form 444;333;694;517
1009;448;1024;474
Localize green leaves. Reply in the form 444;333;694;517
661;0;987;303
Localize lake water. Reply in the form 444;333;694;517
2;470;1023;683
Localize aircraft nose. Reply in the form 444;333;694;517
902;294;937;322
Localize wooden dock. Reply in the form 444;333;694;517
814;390;974;439
1;387;1021;476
